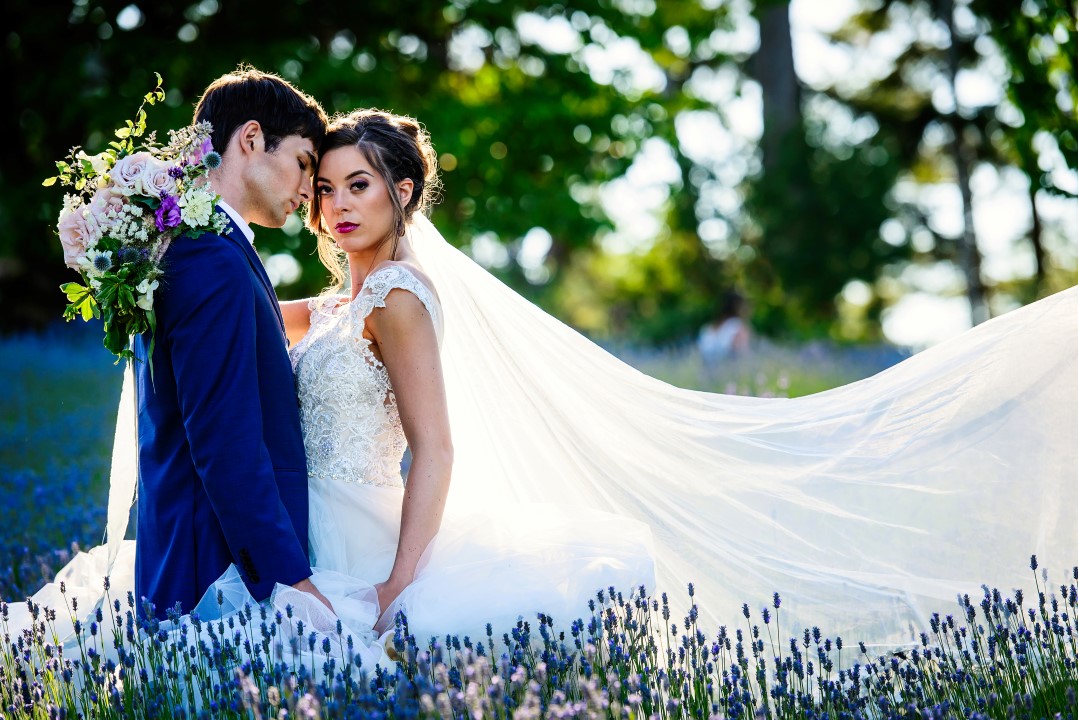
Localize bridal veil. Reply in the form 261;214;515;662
105;214;1078;645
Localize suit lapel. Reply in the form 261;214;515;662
221;222;287;335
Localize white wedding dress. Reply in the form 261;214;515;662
288;264;656;643
10;215;1078;656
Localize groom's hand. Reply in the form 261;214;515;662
293;577;335;614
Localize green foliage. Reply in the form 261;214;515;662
820;0;1078;315
60;282;98;322
4;1;1073;342
743;127;906;337
1;0;729;333
566;226;730;345
974;0;1078;201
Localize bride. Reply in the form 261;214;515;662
288;108;1078;645
13;107;1078;656
280;108;655;641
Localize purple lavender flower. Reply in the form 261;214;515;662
155;194;182;232
167;164;185;179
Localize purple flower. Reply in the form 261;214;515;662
189;136;214;163
167;164;185;179
155;194;182;232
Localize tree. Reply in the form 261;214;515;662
0;0;730;335
740;1;908;338
816;0;1077;328
973;0;1078;297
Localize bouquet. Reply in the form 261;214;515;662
44;75;230;364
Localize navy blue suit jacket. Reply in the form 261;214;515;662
132;219;311;619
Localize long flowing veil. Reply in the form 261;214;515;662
105;364;137;569
101;214;1077;644
405;214;1078;643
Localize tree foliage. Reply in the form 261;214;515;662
0;0;729;332
2;0;1074;343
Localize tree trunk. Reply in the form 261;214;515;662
1028;182;1046;292
753;1;800;170
940;0;989;325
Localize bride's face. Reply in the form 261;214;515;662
315;145;408;254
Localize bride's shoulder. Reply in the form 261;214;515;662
367;261;439;308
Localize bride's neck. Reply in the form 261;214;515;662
348;235;415;296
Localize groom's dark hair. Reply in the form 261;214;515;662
194;65;327;156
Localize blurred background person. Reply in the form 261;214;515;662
698;290;751;376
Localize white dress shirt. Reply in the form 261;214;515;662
217;200;255;245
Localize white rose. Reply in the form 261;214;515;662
111;152;153;196
136;278;159;311
141;159;178;199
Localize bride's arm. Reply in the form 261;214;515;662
280;299;314;347
366;288;453;613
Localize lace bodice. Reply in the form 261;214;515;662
289;265;442;489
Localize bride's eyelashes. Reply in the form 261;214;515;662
315;180;370;196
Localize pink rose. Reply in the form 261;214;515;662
57;189;125;269
57;200;100;269
89;186;125;219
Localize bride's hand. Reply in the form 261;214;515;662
374;578;407;630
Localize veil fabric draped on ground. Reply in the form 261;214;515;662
406;216;1077;643
94;214;1077;645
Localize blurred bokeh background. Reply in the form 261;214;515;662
1;0;1076;599
2;0;1076;349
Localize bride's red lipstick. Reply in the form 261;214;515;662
335;222;359;234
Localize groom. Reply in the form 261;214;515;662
132;67;331;619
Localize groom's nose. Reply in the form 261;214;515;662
298;174;313;202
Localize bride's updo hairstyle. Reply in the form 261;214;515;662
307;109;441;291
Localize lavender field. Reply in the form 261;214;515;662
1;325;122;601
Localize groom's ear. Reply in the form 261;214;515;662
231;120;265;158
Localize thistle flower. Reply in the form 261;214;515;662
203;151;222;170
82;249;113;275
117;247;140;265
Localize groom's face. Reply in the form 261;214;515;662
244;134;317;228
